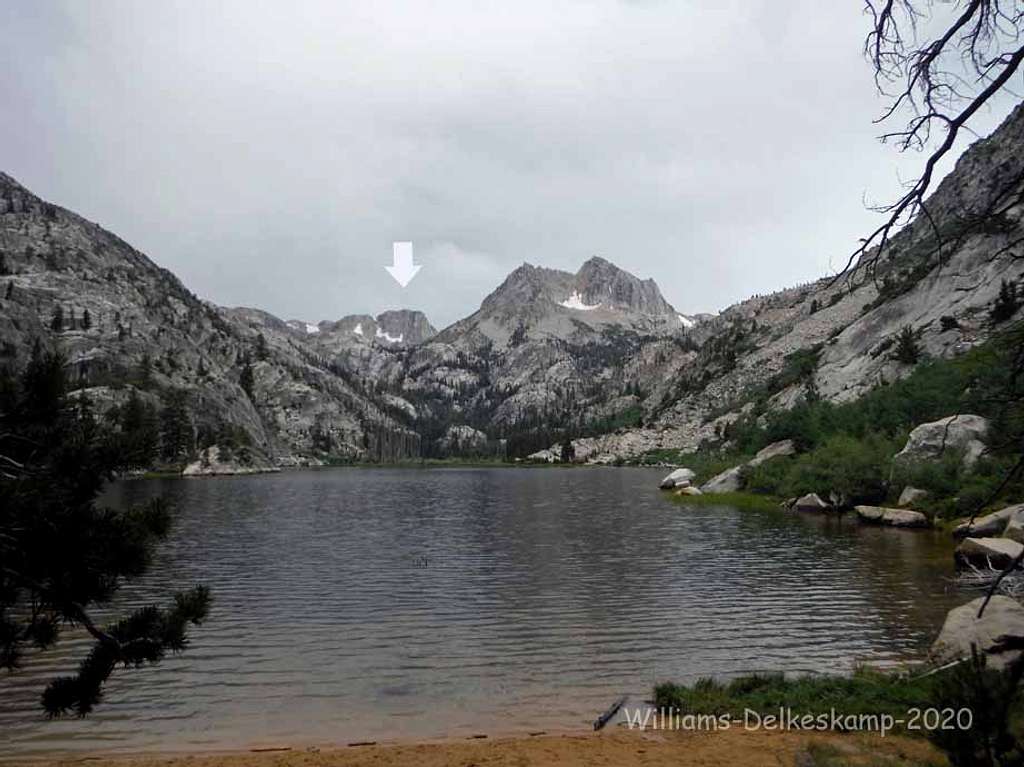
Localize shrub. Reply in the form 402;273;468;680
991;279;1019;324
894;325;921;364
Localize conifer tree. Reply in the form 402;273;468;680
0;346;209;716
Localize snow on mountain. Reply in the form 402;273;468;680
560;291;601;311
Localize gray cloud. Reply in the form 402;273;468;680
1;0;1017;327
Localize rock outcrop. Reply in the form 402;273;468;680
182;445;280;476
894;415;990;470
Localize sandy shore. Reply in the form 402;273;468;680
9;728;944;767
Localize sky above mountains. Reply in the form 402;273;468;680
1;1;1018;328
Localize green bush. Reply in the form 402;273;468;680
743;434;898;505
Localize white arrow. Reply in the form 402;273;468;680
385;241;421;288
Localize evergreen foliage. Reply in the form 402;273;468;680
0;346;209;716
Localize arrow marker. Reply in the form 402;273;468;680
385;241;421;287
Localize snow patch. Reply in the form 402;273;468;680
375;327;404;344
353;322;364;336
305;323;320;335
677;314;695;329
560;291;601;311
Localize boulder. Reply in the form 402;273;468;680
955;537;1024;570
794;493;830;513
674;486;703;496
659;467;697;489
953;504;1024;539
854;505;930;528
700;465;743;494
929;596;1024;671
748;439;797;467
894;414;990;470
1006;514;1024;544
897;486;929;508
699;440;796;494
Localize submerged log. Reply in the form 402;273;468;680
593;695;628;731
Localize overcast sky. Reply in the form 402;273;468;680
1;1;1017;328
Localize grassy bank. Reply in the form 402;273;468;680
655;664;1024;762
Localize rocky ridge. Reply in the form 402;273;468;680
1;102;1022;466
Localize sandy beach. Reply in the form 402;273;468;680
9;728;944;767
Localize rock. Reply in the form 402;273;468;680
894;415;990;470
699;440;795;494
854;505;929;528
700;465;744;494
747;439;797;467
955;537;1024;570
182;445;280;477
929;596;1024;671
953;504;1024;539
794;493;830;513
897;486;929;507
674;486;703;496
1006;514;1024;544
659;467;696;489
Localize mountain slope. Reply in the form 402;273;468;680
0;175;418;464
2;101;1020;466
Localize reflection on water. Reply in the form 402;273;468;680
0;467;966;756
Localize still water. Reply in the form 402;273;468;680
1;467;967;756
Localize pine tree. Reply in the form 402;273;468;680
991;279;1019;324
0;348;209;716
118;389;159;467
4;281;12;300
50;305;64;332
894;326;921;365
82;308;92;330
160;390;193;461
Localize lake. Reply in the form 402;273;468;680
0;467;968;757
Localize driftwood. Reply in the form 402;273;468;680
593;695;628;731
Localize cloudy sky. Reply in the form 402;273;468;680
1;1;1017;327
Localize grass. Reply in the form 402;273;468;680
654;669;936;735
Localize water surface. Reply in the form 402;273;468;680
0;467;966;756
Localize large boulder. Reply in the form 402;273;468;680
794;493;831;513
930;596;1024;671
700;440;796;494
894;415;990;470
748;439;797;467
897;486;929;508
700;465;744;494
659;467;697;489
953;504;1024;539
955;537;1024;570
855;505;930;528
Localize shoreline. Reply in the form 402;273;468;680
2;727;945;767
